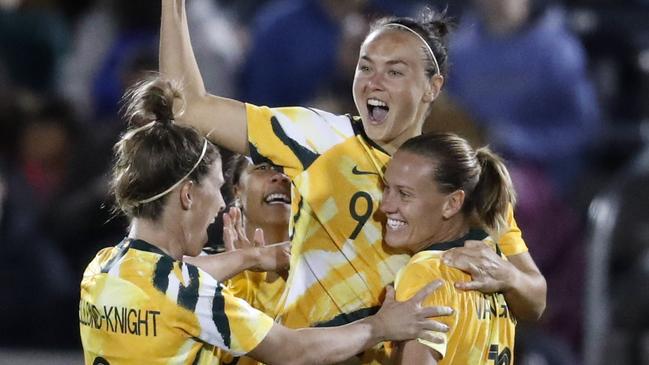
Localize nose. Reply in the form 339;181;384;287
271;171;290;185
368;72;385;91
379;188;396;214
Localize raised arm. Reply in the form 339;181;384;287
160;0;248;153
250;283;453;365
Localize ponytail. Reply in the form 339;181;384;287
472;147;517;239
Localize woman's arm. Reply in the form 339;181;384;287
397;339;440;365
442;241;547;320
249;283;452;365
184;242;290;282
160;0;248;153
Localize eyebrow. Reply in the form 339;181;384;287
360;55;409;67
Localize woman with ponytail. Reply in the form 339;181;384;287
381;133;520;364
79;76;450;365
161;3;545;359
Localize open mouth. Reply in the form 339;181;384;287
387;218;406;230
367;98;389;123
264;193;290;205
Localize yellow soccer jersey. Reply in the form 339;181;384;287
246;104;527;330
394;229;516;365
79;239;274;365
227;271;286;318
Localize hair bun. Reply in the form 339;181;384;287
420;7;452;39
121;75;183;128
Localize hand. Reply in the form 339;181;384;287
223;207;291;272
373;280;453;343
223;207;254;251
252;236;291;273
442;240;515;293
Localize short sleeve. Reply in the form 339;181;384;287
245;103;354;178
498;205;529;256
167;263;274;356
394;259;459;359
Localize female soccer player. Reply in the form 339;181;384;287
159;1;545;352
79;77;451;365
382;133;517;364
223;156;291;317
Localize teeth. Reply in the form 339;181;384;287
367;98;387;107
387;218;406;230
265;193;290;204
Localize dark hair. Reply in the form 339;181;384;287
224;154;252;199
370;7;453;79
111;76;220;220
399;133;516;238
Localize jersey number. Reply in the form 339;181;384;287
349;191;373;240
93;357;110;365
488;344;511;365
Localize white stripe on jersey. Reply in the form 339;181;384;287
194;272;227;351
273;108;354;155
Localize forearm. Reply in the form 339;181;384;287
183;249;260;282
504;254;547;320
159;0;248;152
299;317;384;364
160;0;206;99
254;317;385;365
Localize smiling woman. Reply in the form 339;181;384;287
161;1;546;362
78;76;453;365
383;133;518;364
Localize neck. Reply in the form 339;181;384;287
379;123;422;155
413;216;469;253
128;217;185;260
245;218;289;245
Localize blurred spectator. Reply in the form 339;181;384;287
0;0;70;91
447;0;600;196
238;0;419;108
444;0;601;361
0;94;78;348
60;0;243;121
238;0;369;107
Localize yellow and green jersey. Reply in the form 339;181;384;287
394;229;516;365
214;271;287;365
246;104;526;364
227;271;286;319
79;238;274;365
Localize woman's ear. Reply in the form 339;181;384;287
442;189;465;219
179;180;194;210
423;74;445;103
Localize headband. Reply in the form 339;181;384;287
134;138;209;206
384;23;440;76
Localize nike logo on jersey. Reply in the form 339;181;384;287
352;166;379;176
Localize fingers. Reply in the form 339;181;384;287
253;228;266;247
222;213;235;252
223;230;235;252
454;280;481;291
384;285;395;303
417;331;446;345
419;304;454;318
420;318;450;334
410;279;443;303
463;240;485;248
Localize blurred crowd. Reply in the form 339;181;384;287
1;0;649;363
